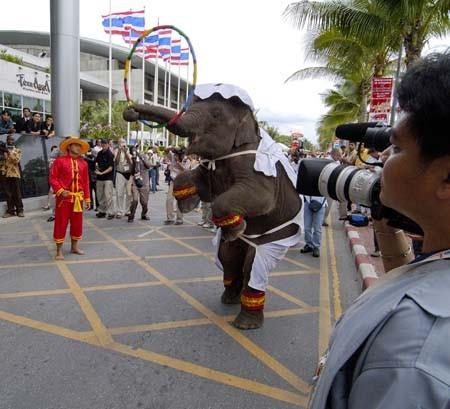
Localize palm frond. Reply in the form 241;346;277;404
284;66;341;83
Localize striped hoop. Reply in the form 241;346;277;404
123;24;197;129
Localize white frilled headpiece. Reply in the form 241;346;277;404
194;83;255;111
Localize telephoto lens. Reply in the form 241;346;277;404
296;159;381;207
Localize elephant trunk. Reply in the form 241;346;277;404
167;111;200;139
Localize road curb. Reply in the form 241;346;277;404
344;224;378;289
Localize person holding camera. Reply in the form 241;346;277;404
1;135;24;218
128;146;151;223
164;148;186;225
308;53;450;409
114;138;132;219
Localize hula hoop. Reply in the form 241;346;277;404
123;25;197;129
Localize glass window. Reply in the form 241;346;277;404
23;96;44;113
4;92;21;109
9;108;22;124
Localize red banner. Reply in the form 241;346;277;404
369;77;393;123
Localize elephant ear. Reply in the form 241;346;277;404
234;108;260;148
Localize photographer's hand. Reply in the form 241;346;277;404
373;219;414;272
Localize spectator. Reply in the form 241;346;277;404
128;146;151;222
0;110;16;134
95;139;115;219
29;113;42;136
15;108;32;133
41;115;55;138
92;139;102;154
84;147;99;211
323;148;346;226
164;148;186;225
114;138;132;219
301;194;327;257
147;149;159;193
1;135;24;218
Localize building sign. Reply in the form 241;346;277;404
16;73;51;95
369;77;393;123
0;59;51;100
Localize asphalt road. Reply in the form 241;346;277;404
0;188;361;409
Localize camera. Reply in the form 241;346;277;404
335;122;392;152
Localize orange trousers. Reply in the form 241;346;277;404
54;199;83;244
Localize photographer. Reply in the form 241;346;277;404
1;135;24;218
164;147;186;225
114;138;132;219
308;53;450;409
128;146;151;223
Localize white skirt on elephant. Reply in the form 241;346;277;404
213;211;302;292
212;128;303;292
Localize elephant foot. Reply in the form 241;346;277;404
232;309;264;330
221;286;242;305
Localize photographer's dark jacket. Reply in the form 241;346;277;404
308;257;450;409
132;153;151;188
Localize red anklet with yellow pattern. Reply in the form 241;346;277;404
212;214;244;228
173;185;198;200
241;289;265;311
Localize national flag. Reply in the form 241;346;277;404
158;29;172;52
171;48;189;66
144;46;159;59
169;39;181;63
102;9;145;35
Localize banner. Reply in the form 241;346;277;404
369;77;393;123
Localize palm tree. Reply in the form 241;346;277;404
284;0;450;68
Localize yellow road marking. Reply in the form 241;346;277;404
110;342;309;407
145;253;199;259
88;220;311;395
318;228;332;358
109;308;319;336
267;285;315;311
33;223;114;347
0;309;98;344
327;225;343;320
83;281;161;292
0;240;110;249
0;289;72;299
283;256;317;271
0;261;56;270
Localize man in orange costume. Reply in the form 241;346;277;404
49;137;91;260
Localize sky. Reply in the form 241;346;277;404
2;1;449;144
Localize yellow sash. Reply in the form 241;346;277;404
70;192;84;212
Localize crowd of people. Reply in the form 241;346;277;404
0;108;55;137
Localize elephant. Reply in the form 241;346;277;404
123;83;302;329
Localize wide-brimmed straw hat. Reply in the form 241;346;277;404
59;137;90;154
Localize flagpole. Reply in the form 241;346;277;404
186;55;189;102
168;56;172;145
176;62;180;147
108;0;112;127
140;5;145;146
127;24;132;144
164;60;168;146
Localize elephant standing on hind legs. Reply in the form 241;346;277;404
123;84;302;330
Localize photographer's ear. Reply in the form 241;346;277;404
435;157;450;200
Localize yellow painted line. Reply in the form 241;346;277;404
318;228;332;358
33;223;114;347
272;270;319;276
122;235;212;243
110;308;319;336
83;281;162;293
0;288;71;299
0;261;55;270
145;253;199;259
64;256;133;265
0;309;99;344
0;240;110;249
88;221;311;395
109;342;308;407
327;225;343;320
109;318;211;335
283;256;317;271
267;285;315;311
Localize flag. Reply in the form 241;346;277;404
171;48;189;66
144;46;159;59
102;9;145;35
158;29;172;52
